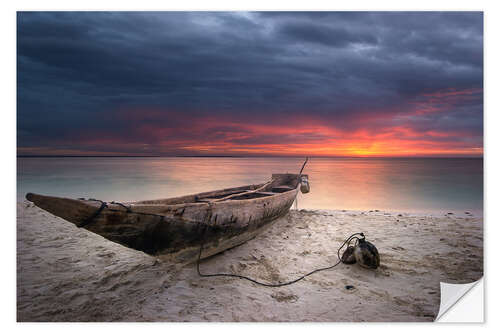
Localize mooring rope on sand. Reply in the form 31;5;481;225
197;231;366;287
77;199;369;287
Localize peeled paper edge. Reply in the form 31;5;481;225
435;278;483;322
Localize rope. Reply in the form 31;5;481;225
76;198;210;231
197;231;365;287
111;201;132;212
79;198;357;288
78;199;107;228
79;195;366;288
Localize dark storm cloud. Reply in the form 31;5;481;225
276;21;378;47
17;11;483;155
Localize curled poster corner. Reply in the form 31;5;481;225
435;278;483;322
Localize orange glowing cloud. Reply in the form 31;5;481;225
17;88;483;157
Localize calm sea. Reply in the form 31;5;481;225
17;157;483;215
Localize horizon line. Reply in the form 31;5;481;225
16;154;484;159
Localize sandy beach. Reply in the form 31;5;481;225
17;201;483;322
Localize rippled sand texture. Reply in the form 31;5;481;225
17;202;483;322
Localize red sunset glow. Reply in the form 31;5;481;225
17;88;483;157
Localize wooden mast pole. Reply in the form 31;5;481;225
299;157;309;175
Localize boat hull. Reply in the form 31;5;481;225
161;188;298;261
25;174;303;262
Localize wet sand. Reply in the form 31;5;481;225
17;202;483;322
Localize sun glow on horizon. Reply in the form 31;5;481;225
18;87;483;158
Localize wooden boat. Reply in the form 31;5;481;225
26;172;309;262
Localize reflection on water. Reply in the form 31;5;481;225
17;157;483;214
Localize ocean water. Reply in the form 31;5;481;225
17;157;483;214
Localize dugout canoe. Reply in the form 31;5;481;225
25;172;309;262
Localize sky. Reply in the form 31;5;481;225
17;12;483;157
